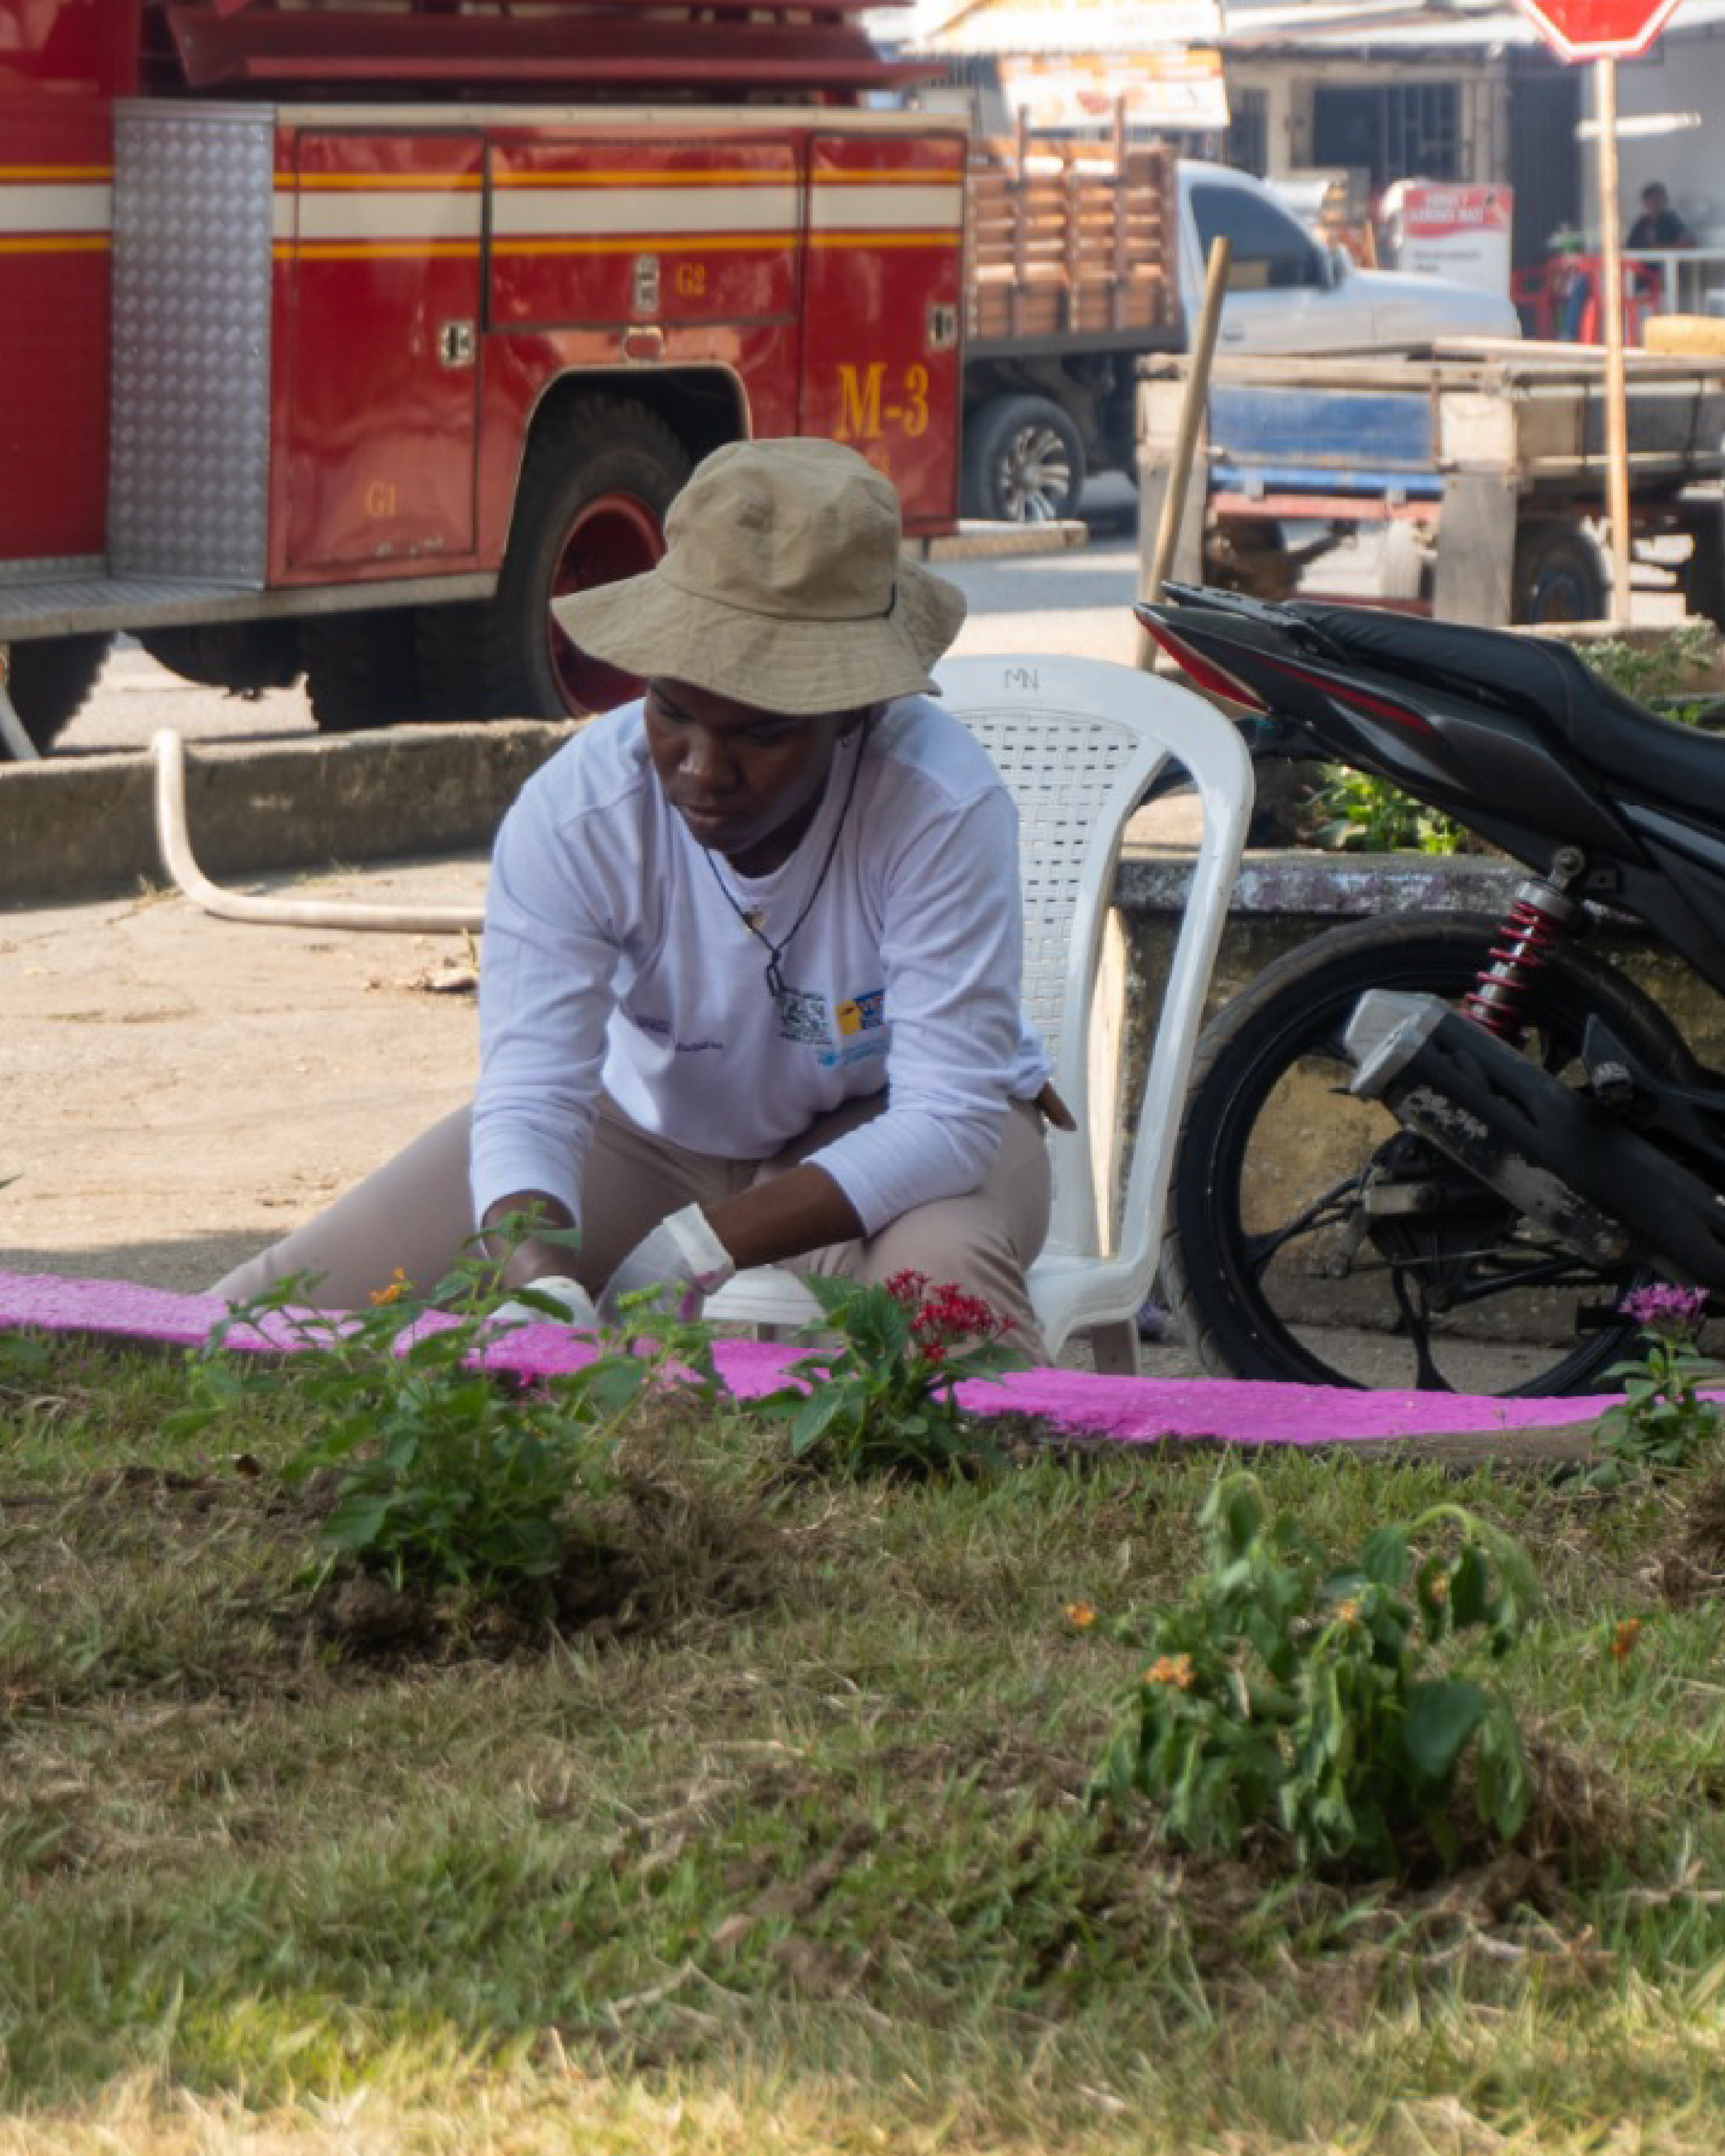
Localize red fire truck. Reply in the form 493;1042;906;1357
0;0;966;753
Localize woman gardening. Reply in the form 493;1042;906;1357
213;438;1062;1356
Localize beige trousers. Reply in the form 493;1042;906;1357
211;1092;1053;1359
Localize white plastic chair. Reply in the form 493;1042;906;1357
703;652;1254;1374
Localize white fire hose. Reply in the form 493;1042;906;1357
152;727;484;934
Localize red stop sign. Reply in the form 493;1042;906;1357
1515;0;1684;60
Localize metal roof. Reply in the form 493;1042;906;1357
1216;0;1725;53
895;0;1221;55
882;0;1725;57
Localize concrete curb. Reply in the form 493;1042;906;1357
0;719;574;906
0;710;1527;915
913;519;1092;561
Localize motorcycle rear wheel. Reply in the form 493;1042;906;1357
1163;915;1690;1394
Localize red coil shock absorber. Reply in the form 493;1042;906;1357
1461;873;1583;1038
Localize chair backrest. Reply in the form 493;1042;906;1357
704;654;1253;1365
935;655;1253;1314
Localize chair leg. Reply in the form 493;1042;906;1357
1087;1320;1140;1377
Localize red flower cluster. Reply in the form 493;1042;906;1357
884;1270;1014;1367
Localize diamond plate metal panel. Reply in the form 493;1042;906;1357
109;104;275;583
0;556;106;584
0;568;494;640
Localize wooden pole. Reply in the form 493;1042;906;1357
1596;54;1634;626
1142;234;1232;620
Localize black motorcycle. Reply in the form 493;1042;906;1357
1135;582;1725;1397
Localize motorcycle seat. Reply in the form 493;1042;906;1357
1293;603;1725;816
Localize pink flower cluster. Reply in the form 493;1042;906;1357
1619;1283;1711;1340
885;1269;1014;1368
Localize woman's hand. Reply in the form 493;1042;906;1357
480;1190;579;1291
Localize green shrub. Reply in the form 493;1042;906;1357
755;1269;1023;1477
1594;1283;1724;1481
1094;1471;1538;1873
178;1249;716;1600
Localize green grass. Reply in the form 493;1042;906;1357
3;1331;1725;2151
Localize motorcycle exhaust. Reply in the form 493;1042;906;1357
1344;991;1725;1288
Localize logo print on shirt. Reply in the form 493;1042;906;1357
836;988;885;1037
776;986;831;1046
819;985;888;1068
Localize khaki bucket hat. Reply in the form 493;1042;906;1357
549;437;967;716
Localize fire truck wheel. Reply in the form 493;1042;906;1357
140;622;301;696
4;634;112;756
961;395;1084;524
423;399;691;719
301;609;432;733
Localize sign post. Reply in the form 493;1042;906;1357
1596;54;1632;626
1514;0;1685;624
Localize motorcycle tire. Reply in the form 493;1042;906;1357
1162;914;1691;1395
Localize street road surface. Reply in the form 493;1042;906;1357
50;494;1687;756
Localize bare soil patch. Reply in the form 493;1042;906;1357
1;862;486;1293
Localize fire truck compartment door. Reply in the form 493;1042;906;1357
285;131;483;570
798;132;964;531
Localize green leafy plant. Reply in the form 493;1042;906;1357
179;1238;717;1600
755;1269;1025;1477
1594;1283;1722;1479
1305;765;1465;854
0;1329;53;1392
1577;622;1723;726
1094;1472;1537;1873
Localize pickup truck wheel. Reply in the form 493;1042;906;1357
301;609;431;733
420;398;690;719
963;396;1084;524
1513;522;1608;624
4;634;112;756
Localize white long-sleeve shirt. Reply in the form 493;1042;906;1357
470;694;1050;1237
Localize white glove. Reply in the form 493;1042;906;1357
488;1273;597;1332
596;1205;737;1326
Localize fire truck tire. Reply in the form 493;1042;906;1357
421;398;691;719
5;634;112;756
140;621;301;696
300;609;431;733
961;395;1084;524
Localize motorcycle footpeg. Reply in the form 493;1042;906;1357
1343;990;1725;1285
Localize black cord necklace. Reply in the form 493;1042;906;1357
698;721;870;1003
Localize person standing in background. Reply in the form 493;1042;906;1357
1626;182;1693;301
1627;182;1693;254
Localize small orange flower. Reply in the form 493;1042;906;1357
1610;1618;1644;1661
1335;1596;1362;1625
1427;1571;1450;1602
1064;1601;1097;1631
369;1267;410;1307
1143;1653;1195;1691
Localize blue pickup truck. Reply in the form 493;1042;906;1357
1138;342;1725;627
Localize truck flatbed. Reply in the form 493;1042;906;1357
1138;341;1725;626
